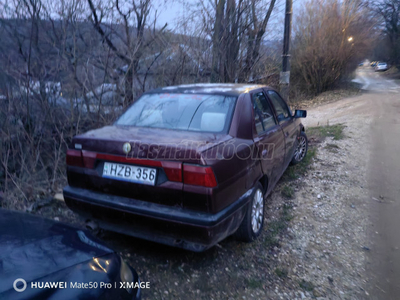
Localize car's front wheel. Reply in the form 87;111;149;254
235;182;265;242
291;131;308;165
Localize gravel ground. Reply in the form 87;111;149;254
272;128;371;300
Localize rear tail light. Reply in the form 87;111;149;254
82;151;97;169
66;149;84;167
66;149;97;168
162;162;182;182
183;165;217;187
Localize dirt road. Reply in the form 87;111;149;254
363;71;400;300
304;64;400;299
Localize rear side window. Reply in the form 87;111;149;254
252;92;277;134
115;93;237;133
267;91;291;123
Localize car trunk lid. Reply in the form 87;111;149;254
67;126;231;210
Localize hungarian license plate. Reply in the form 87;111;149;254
102;162;157;185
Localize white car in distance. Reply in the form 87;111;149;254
375;62;388;72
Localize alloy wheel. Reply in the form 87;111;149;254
294;135;307;162
251;189;264;234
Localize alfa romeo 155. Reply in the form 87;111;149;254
63;84;307;252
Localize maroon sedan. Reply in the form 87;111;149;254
64;84;307;252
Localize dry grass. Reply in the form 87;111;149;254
290;82;362;110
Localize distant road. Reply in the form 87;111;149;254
353;61;400;93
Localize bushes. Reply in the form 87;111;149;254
0;92;114;209
291;0;374;95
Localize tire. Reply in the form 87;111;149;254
291;131;308;165
235;182;265;242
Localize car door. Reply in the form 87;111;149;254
251;90;286;188
265;89;298;168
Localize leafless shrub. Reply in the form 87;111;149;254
291;0;375;95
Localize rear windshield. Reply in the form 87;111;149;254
115;93;237;133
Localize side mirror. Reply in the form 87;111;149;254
294;110;307;118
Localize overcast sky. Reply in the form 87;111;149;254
155;0;301;40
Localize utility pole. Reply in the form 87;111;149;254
280;0;293;101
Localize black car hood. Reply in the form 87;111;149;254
0;209;113;294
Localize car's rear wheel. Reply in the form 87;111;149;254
235;182;265;242
291;131;308;165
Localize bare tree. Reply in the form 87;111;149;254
240;0;276;82
87;0;167;105
375;0;400;67
203;0;277;83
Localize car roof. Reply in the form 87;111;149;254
148;83;270;97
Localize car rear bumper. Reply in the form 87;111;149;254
63;186;252;252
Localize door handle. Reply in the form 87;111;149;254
262;149;268;157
